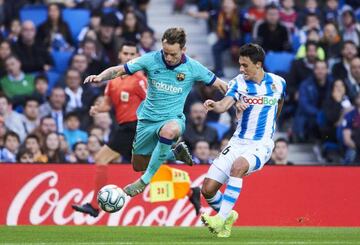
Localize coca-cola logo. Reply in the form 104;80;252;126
6;171;212;226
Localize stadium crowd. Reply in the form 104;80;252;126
0;0;359;165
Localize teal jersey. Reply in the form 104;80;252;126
124;51;216;121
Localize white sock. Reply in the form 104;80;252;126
218;176;243;220
205;190;223;212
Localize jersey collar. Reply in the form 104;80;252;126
161;50;187;70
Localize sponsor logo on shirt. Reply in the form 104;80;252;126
151;80;183;93
241;95;278;106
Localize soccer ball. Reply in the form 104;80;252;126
97;184;126;213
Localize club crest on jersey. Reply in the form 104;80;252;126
271;84;277;92
176;73;185;81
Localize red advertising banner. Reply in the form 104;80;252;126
0;164;359;226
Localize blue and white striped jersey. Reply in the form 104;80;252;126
225;72;286;141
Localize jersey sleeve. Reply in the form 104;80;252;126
225;79;240;101
124;52;154;75
192;60;216;86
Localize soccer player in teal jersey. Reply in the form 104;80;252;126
84;27;228;197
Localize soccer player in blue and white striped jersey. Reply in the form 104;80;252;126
201;43;286;238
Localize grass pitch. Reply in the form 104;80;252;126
0;226;359;244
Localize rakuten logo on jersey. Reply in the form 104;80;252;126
151;80;183;94
242;96;277;105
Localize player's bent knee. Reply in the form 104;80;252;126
159;122;180;139
230;158;249;177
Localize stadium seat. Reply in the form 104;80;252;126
264;52;295;74
19;6;47;27
46;70;61;93
207;122;230;141
291;33;301;53
51;50;73;73
62;9;90;44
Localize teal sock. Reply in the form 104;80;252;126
166;150;176;162
141;136;172;184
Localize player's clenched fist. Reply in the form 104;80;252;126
84;75;102;84
204;99;216;111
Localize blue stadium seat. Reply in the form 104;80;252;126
51;50;73;73
46;70;61;92
291;33;301;53
207;122;230;141
19;6;47;27
264;52;295;74
62;9;90;43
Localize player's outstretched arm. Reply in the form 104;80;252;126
84;65;126;84
204;96;235;113
211;78;228;95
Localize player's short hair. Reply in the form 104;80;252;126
119;41;139;53
161;27;186;48
239;43;265;65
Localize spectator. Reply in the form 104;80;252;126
31;116;57;146
323;0;340;24
0;40;12;77
6;19;21;43
183;102;218;151
87;134;103;163
63;111;88;149
287;41;319;118
344;57;360;102
242;0;267;34
58;132;69;154
295;28;325;60
253;4;291;52
321;79;352;161
37;3;73;51
133;0;150;28
332;40;358;80
138;29;155;55
79;39;106;76
12;21;53;73
122;11;144;44
16;147;34;163
77;10;102;43
39;86;66;133
88;125;105;143
268;138;294;165
44;132;66;163
0;55;35;99
192;140;213;164
24;134;47;163
279;0;297;33
211;0;242;77
70;141;90;163
64;69;85;113
70;53;89;79
97;13;122;66
342;93;360;164
93;111;113;143
20;97;40;135
298;13;322;45
339;5;360;46
293;60;332;142
296;0;323;28
33;74;49;104
0;94;26;141
319;22;342;62
0;131;20;162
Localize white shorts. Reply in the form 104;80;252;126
206;137;274;184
